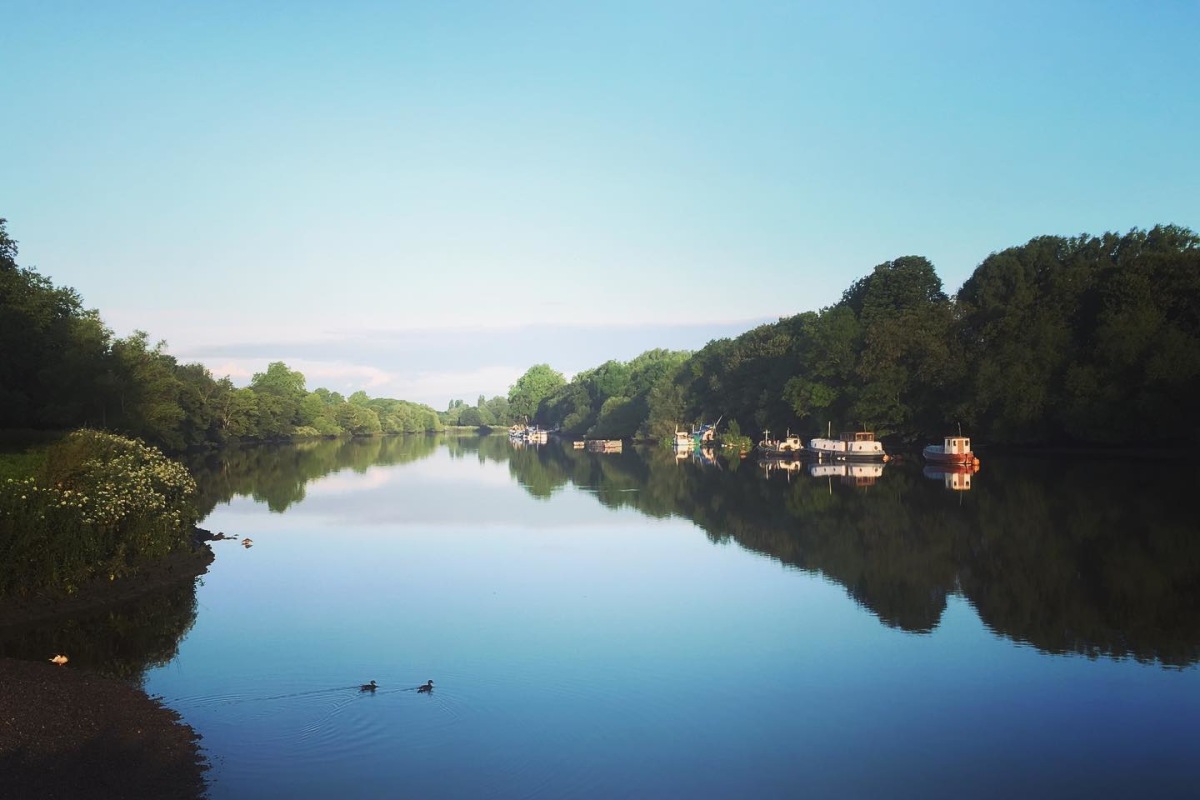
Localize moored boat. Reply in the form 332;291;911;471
807;430;889;461
922;435;979;466
758;429;804;456
692;420;719;444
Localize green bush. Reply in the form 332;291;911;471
0;429;200;597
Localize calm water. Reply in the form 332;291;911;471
4;435;1199;798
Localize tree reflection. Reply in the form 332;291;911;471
0;580;200;683
186;435;1200;667
186;435;440;515
492;442;1200;668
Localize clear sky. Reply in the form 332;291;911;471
3;1;1197;408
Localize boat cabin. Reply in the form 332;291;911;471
941;436;971;456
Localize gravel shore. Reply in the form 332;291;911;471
0;656;208;799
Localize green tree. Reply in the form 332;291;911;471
108;331;186;450
838;256;956;436
484;395;511;425
459;406;487;427
0;224;112;431
336;403;382;436
508;364;566;422
249;362;307;438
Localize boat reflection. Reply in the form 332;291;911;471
694;446;720;468
923;463;980;491
758;457;803;478
808;461;886;487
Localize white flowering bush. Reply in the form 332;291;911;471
0;429;200;597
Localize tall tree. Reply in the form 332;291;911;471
108;331;186;449
508;364;566;422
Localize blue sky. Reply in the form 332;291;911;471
3;1;1197;408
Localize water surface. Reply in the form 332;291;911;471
7;435;1198;798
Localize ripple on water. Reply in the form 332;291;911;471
423;662;683;798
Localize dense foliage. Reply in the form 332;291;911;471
4;217;1197;449
0;219;442;451
511;226;1199;448
0;430;200;597
440;395;513;428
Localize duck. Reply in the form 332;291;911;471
417;680;434;693
360;680;378;692
241;538;253;548
49;654;69;666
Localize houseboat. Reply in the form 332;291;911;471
807;430;889;461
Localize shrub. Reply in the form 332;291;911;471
0;430;200;597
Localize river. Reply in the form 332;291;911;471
4;434;1198;798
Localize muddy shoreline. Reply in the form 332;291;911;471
0;530;218;799
0;656;208;799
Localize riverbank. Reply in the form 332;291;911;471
0;656;208;799
0;529;216;798
0;529;215;628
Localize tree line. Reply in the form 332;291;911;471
4;217;1198;451
502;224;1199;448
0;219;442;452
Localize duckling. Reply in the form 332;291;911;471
360;680;378;692
417;680;434;693
49;654;69;666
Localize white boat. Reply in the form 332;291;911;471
758;429;804;456
923;435;979;467
509;424;547;444
673;430;694;450
807;430;888;461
